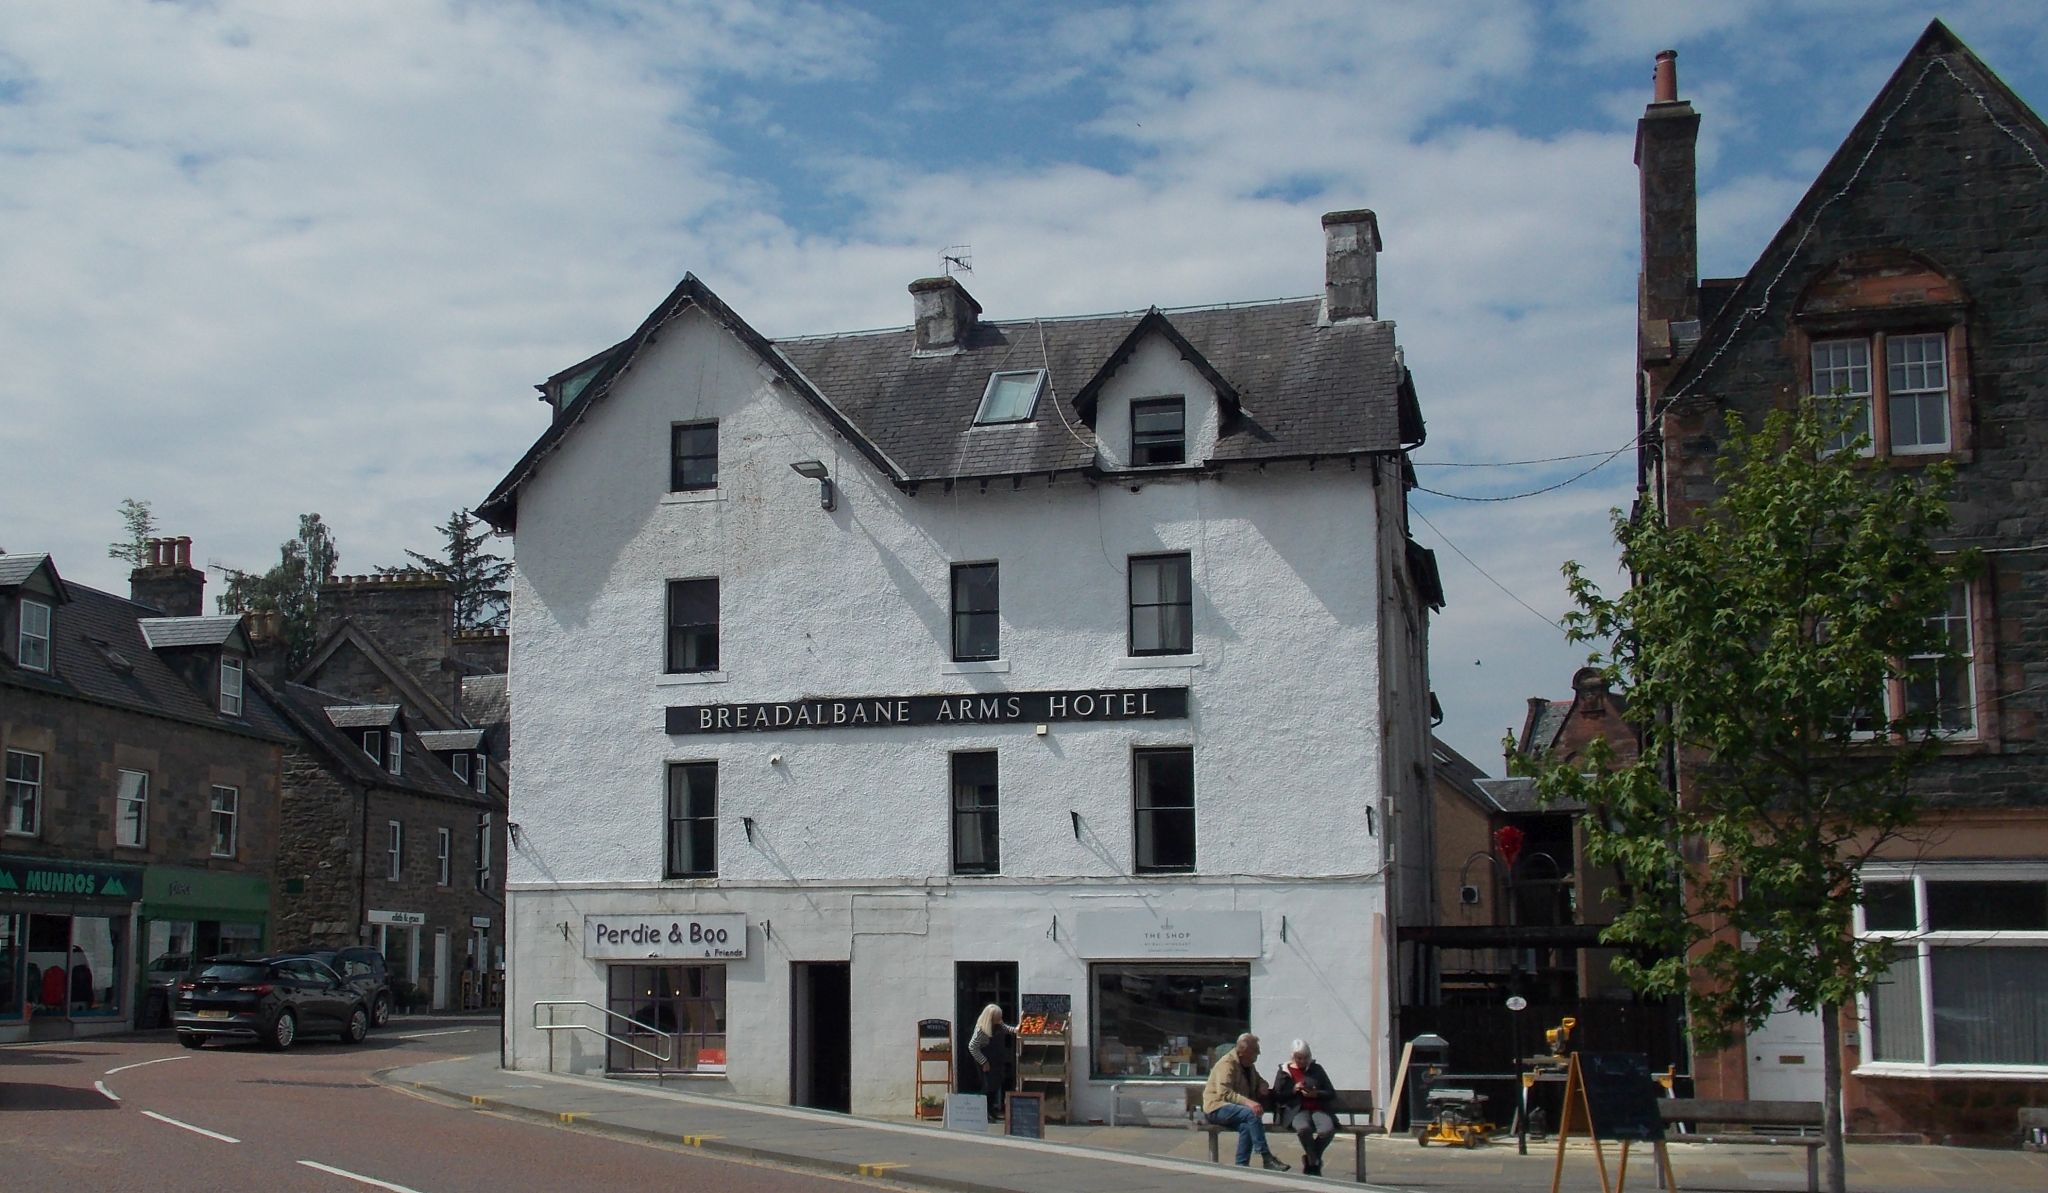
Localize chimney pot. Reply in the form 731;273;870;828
1654;49;1678;103
130;534;206;616
909;276;982;355
1322;208;1383;323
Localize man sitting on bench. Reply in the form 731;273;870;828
1203;1033;1290;1171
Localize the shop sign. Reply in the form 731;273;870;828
1074;910;1263;959
584;914;747;960
0;854;142;900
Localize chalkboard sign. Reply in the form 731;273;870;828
1006;1092;1045;1139
1578;1052;1665;1141
918;1018;950;1039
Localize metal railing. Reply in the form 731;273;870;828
531;999;673;1079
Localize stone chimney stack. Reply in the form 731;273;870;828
317;573;456;703
130;536;206;617
1637;49;1701;352
245;609;292;684
1322;209;1383;323
909;276;982;356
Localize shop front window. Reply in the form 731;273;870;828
607;963;727;1074
1090;963;1249;1080
24;913;126;1018
0;914;21;1020
1859;871;2048;1071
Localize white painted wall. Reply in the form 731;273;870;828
504;306;1411;1115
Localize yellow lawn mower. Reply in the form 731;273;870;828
1415;1086;1495;1148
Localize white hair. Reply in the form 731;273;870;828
975;1003;1005;1037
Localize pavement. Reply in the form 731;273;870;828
380;1050;2048;1193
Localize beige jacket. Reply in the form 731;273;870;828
1201;1047;1269;1115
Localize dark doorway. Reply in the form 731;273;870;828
954;960;1017;1093
791;962;851;1112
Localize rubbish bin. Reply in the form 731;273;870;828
1406;1033;1451;1129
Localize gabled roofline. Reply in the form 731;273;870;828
1665;19;2048;401
0;553;71;603
294;619;464;730
1070;308;1243;425
477;274;908;532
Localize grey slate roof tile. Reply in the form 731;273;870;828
0;553;55;589
325;704;401;729
481;277;1415;527
417;728;485;751
461;675;508;728
138;615;244;649
266;681;489;806
0;578;291;743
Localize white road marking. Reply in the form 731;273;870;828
390;1028;478;1040
93;1081;119;1102
297;1159;430;1192
105;1054;192;1076
141;1110;240;1143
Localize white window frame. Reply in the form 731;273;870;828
436;827;452;886
116;769;149;848
387;820;403;881
210;785;238;857
362;730;382;763
17;599;51;672
473;754;487;794
220;656;244;716
451;753;470;784
475;812;493;892
4;749;41;836
388;732;403;776
1886;332;1951;455
1855;863;2048;1078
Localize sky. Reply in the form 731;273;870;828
5;1;2046;774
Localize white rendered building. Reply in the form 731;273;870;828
478;210;1442;1120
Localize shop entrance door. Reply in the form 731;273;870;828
790;962;850;1112
953;961;1017;1094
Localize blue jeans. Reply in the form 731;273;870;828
1207;1102;1269;1165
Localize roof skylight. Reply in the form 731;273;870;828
974;370;1044;424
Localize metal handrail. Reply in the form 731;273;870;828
531;999;674;1074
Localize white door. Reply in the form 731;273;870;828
1745;1001;1824;1101
432;931;450;1011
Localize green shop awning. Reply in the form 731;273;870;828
141;866;270;917
0;854;144;902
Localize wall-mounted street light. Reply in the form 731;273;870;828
790;460;835;511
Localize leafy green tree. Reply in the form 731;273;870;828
1529;402;1969;1193
107;498;158;567
379;509;512;632
216;513;340;672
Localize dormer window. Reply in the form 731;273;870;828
362;729;382;764
1131;397;1186;466
220;656;244;716
17;599;51;671
452;753;471;785
361;728;402;774
473;753;488;794
975;370;1044;424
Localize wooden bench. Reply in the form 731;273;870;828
1191;1087;1385;1182
1657;1098;1825;1193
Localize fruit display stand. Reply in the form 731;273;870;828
915;1017;952;1118
1016;994;1072;1124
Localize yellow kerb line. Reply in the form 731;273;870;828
682;1134;722;1147
858;1161;906;1177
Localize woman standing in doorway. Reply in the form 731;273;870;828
967;1003;1015;1121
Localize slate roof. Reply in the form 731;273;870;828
263;681;491;807
1474;777;1585;815
417;728;485;752
1432;737;1495;810
138;615;244;649
324;704;400;729
0;553;62;591
460;674;508;728
0;579;291;743
479;275;1421;529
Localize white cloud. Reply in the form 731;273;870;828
4;0;2043;775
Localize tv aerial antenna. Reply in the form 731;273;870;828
941;245;973;277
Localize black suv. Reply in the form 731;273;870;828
174;955;369;1049
287;946;395;1027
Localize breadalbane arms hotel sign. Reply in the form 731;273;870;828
666;686;1190;736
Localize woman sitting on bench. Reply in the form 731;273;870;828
1274;1039;1338;1175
